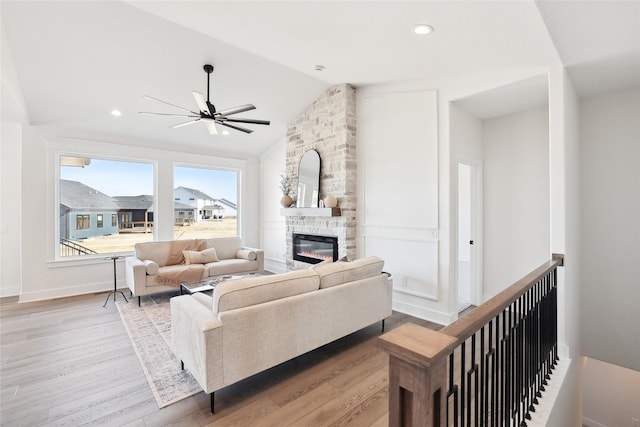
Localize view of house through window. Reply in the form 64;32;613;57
173;166;238;240
59;156;154;257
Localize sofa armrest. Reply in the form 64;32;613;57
241;246;264;273
170;295;223;394
125;257;147;295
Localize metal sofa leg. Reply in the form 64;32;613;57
382;318;386;332
210;392;215;414
181;360;184;371
138;296;141;306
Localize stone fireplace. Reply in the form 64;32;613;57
285;84;357;269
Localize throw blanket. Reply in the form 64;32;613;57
156;240;206;285
157;264;205;286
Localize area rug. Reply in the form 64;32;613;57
117;292;202;408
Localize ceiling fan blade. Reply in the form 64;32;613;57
143;95;199;115
217;121;253;134
222;117;271;126
203;119;218;135
171;119;201;129
192;91;211;115
139;112;200;118
216;104;256;117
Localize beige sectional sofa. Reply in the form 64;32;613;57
125;237;264;305
170;256;392;413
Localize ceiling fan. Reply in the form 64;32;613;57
139;64;270;135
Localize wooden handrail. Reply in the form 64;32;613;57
441;254;564;342
378;254;564;427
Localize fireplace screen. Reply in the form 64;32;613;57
293;233;338;264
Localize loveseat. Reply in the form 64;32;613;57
170;256;392;413
125;237;264;305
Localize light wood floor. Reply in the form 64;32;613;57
0;291;444;426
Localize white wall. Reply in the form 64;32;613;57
0;122;22;297
357;88;446;323
579;85;640;371
1;25;28;297
482;106;550;297
16;128;260;302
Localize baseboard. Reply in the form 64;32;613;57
0;285;21;298
18;280;118;303
392;300;456;326
582;416;608;427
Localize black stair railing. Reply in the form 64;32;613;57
60;238;98;257
378;254;564;427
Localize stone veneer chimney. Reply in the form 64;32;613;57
285;84;357;269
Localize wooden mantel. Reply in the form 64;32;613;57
280;207;341;217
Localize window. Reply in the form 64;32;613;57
173;166;238;240
59;156;153;257
76;215;90;230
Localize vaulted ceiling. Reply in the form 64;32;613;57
2;1;639;157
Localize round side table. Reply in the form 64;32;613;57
103;255;129;307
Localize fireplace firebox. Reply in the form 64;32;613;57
292;233;338;264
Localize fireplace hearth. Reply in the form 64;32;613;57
293;233;338;264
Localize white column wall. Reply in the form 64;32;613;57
482;106;551;297
260;139;287;273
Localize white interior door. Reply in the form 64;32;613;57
457;161;483;311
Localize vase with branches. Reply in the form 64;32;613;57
279;174;294;207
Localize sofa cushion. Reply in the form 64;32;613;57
183;247;219;265
198;237;242;260
206;259;259;277
213;270;320;313
313;256;385;289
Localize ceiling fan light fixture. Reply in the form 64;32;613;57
413;24;434;35
140;64;270;136
111;109;122;116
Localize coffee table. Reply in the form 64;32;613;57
180;273;263;295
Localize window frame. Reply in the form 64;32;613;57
50;140;246;265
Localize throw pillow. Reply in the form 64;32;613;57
183;247;219;265
142;259;159;275
236;249;257;261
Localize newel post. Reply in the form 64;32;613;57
378;323;458;427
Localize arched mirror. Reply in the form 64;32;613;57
296;149;321;208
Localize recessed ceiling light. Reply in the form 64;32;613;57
413;24;434;35
222;130;230;136
111;109;122;117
